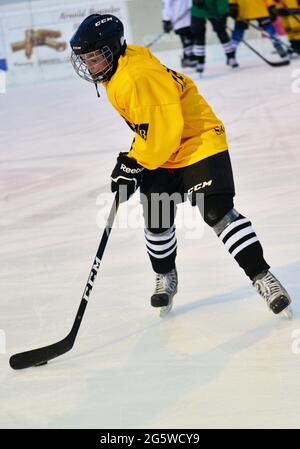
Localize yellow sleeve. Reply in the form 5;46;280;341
128;104;184;170
121;72;185;170
265;0;276;7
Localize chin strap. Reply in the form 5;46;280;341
94;82;100;98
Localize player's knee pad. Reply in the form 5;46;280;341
212;208;241;235
202;194;234;227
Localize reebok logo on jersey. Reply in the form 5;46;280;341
188;180;213;194
120;164;144;174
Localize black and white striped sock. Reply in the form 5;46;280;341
183;45;194;57
218;216;258;258
145;225;177;274
193;44;205;62
217;214;269;280
223;41;235;55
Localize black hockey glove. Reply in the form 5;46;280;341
277;7;290;16
279;7;300;15
162;20;172;33
111;153;144;202
268;5;278;21
228;3;239;19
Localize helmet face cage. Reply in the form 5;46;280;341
71;46;114;83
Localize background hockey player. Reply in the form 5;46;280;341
162;0;197;67
275;0;300;54
191;0;238;73
229;0;289;58
70;14;292;317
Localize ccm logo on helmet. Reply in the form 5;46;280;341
120;164;144;174
95;17;113;27
188;180;213;194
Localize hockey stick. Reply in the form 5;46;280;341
291;13;300;24
227;26;290;67
146;31;165;49
246;20;292;51
9;192;120;370
146;8;191;48
278;2;300;24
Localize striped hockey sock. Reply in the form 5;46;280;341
193;44;205;63
223;41;235;55
216;213;270;280
145;225;177;274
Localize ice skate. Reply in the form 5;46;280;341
195;63;205;74
181;56;197;68
253;271;293;319
151;268;178;317
226;56;239;68
275;44;289;60
291;42;300;56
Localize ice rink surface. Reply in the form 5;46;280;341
1;47;300;429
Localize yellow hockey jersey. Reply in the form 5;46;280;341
275;0;299;8
103;44;228;170
276;0;300;41
229;0;275;20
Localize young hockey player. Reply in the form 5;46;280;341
229;0;289;58
70;14;292;318
191;0;238;73
162;0;197;67
275;0;300;54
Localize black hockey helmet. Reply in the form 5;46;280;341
70;14;126;83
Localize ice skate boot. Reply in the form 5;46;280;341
151;268;178;317
226;52;239;68
181;56;197;68
195;63;205;73
253;270;292;319
275;43;289;59
227;56;239;68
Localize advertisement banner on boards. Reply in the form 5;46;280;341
0;0;132;82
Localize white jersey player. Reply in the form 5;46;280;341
162;0;196;67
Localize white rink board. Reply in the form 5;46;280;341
0;0;132;85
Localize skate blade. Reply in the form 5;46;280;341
159;300;173;318
280;305;293;320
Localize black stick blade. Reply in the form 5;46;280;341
268;59;290;67
9;195;119;371
9;336;72;370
